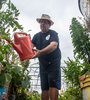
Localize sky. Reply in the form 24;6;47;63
10;0;82;64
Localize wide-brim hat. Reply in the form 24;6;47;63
36;14;54;25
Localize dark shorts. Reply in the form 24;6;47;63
40;60;61;91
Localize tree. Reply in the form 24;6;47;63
62;18;90;100
70;18;90;64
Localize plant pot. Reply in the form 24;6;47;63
79;73;90;100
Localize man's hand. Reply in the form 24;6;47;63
32;49;41;58
32;41;58;59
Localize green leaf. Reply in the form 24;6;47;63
14;21;23;29
13;66;21;74
13;27;17;31
7;0;11;9
0;73;6;86
5;73;12;83
0;54;3;61
0;4;2;9
0;73;12;86
22;78;30;88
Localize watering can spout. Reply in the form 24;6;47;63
6;39;23;55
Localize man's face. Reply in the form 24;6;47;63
39;19;51;33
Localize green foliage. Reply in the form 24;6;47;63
0;72;12;86
8;61;31;99
26;92;41;100
14;92;41;100
0;0;7;9
0;0;23;36
62;57;82;88
70;18;90;64
63;57;90;89
58;88;82;100
0;0;24;86
0;0;31;99
62;17;90;100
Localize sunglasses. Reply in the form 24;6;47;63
40;19;51;24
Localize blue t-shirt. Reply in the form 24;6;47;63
32;29;61;65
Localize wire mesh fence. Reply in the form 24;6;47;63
29;61;66;93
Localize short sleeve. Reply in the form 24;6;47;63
32;34;37;47
49;32;59;43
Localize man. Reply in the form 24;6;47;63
32;14;61;100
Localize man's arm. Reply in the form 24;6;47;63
33;41;58;58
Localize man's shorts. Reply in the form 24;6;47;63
40;60;61;91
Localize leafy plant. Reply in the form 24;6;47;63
70;18;90;64
63;57;82;88
62;18;90;100
58;88;82;100
0;0;31;99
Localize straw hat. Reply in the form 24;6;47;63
36;14;54;25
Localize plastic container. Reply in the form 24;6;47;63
79;73;90;100
11;32;34;61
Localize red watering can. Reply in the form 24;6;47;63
7;32;34;61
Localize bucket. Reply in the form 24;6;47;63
79;73;90;100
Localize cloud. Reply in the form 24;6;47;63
11;0;81;18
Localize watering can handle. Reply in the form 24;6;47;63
15;32;28;37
